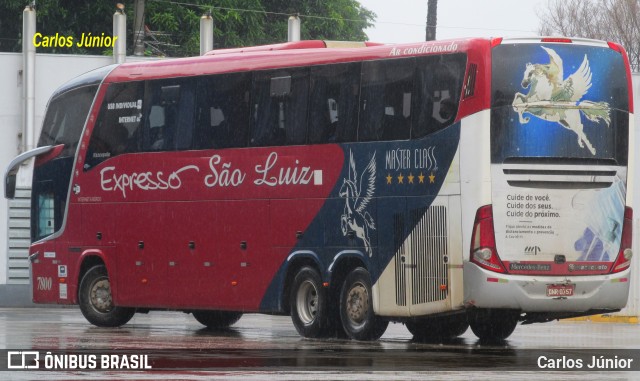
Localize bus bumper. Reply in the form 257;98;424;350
463;262;630;312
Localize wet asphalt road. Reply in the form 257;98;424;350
1;307;639;380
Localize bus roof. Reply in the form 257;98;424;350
203;40;382;55
105;38;491;83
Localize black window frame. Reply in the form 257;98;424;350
249;67;310;147
83;52;468;167
194;72;251;150
308;62;361;144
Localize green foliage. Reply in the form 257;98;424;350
0;1;113;54
0;0;376;57
262;0;375;42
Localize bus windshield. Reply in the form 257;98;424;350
38;84;99;158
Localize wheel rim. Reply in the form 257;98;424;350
345;281;368;327
296;280;318;325
90;277;113;313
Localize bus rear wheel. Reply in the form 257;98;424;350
78;265;135;327
339;267;388;341
192;311;243;329
406;314;469;341
290;266;330;338
469;308;519;342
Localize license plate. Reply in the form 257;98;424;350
546;284;575;297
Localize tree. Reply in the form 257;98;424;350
144;0;269;56
261;0;374;43
0;1;114;54
537;0;640;71
0;0;375;57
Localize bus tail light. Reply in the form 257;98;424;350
490;37;503;48
470;205;506;273
611;207;633;273
541;37;573;43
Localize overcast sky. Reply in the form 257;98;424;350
357;0;549;43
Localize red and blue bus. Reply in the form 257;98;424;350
5;37;633;341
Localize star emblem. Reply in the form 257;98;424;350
407;173;414;184
429;172;436;183
418;173;425;184
386;173;393;184
397;173;404;184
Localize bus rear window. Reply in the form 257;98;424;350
491;43;629;164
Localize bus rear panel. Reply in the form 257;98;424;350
465;38;633;320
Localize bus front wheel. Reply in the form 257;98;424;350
192;310;242;329
469;308;519;342
78;265;135;327
339;267;388;341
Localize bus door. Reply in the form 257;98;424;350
31;168;72;304
30;241;65;304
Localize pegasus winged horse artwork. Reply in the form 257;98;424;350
339;151;376;257
512;46;611;155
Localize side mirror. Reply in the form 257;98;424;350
4;145;55;199
5;170;16;199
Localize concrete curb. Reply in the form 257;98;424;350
0;284;35;307
562;315;639;324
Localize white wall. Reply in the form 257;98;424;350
0;53;151;285
0;54;23;285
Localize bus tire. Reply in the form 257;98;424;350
339;267;388;341
192;310;242;329
290;266;330;338
78;265;135;327
469;309;519;342
406;314;469;341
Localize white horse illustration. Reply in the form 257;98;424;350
512;46;610;155
339;151;376;257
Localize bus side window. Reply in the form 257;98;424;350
85;81;143;170
148;105;166;150
174;84;195;150
250;68;309;147
413;54;466;138
309;62;360;144
194;72;250;149
141;79;195;152
359;58;414;142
